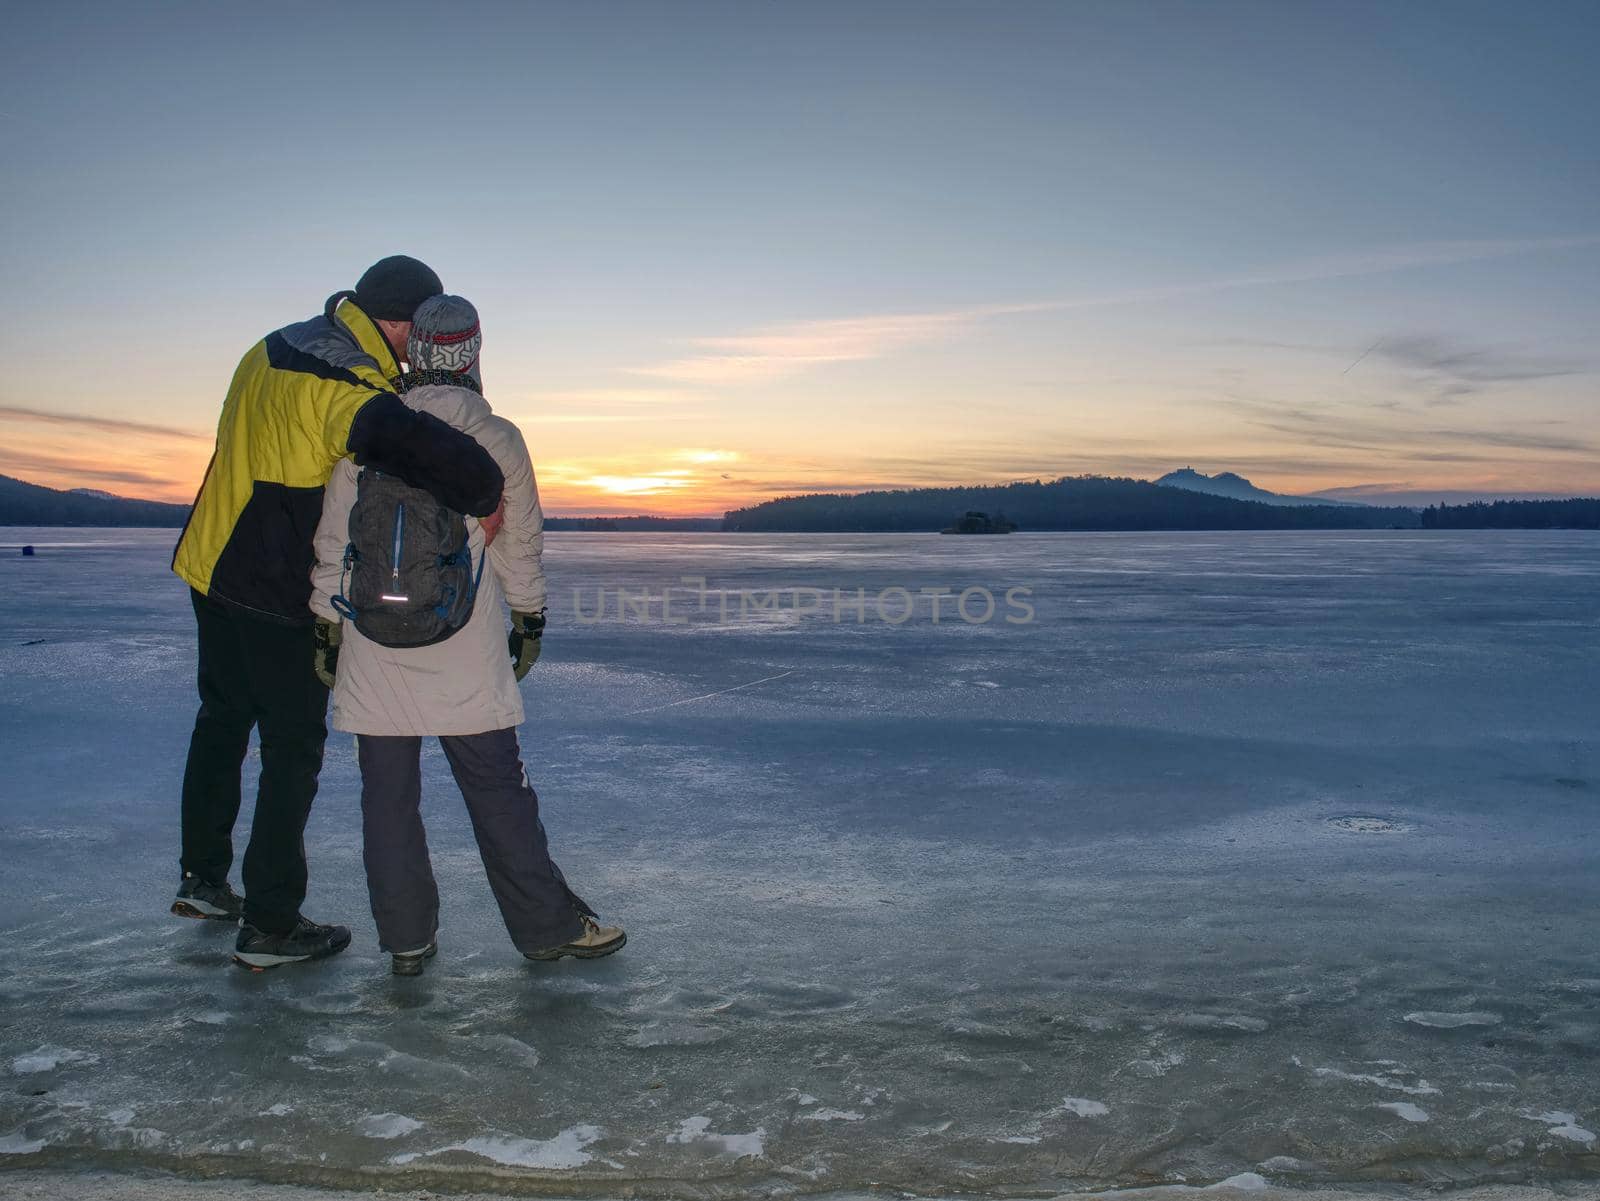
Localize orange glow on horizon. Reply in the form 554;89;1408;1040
5;407;1599;517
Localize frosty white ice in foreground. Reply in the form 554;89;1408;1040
0;528;1597;1195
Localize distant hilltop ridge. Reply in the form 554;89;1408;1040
0;473;191;527
1155;467;1363;508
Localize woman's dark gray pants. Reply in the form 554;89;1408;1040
355;728;593;955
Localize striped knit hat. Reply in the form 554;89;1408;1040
406;294;482;385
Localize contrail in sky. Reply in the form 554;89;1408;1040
1342;337;1386;375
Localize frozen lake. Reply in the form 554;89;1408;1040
1;528;1597;1195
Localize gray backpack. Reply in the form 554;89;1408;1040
331;469;482;647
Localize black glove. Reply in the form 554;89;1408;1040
508;609;546;681
313;619;341;689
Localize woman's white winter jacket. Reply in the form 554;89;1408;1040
310;383;544;736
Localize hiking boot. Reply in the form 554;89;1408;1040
171;875;243;922
391;943;438;977
524;915;626;962
233;916;351;971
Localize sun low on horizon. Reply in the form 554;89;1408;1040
2;3;1596;515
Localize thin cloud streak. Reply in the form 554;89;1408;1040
0;405;209;441
1219;394;1597;457
628;235;1600;386
631;310;977;385
1364;333;1587;405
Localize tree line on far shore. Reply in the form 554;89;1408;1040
1419;497;1600;530
724;477;1600;532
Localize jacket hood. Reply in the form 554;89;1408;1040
400;381;494;434
332;297;403;379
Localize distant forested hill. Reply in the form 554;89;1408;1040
1154;467;1362;507
0;474;191;527
723;476;1420;532
1420;497;1600;529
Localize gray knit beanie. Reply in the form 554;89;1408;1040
407;294;482;385
353;255;443;321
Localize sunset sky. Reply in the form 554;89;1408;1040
2;2;1596;514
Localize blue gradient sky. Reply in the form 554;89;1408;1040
2;1;1596;512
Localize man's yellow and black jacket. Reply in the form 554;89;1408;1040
173;295;503;624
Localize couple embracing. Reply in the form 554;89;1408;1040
170;255;624;976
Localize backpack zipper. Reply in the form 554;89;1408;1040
381;502;410;603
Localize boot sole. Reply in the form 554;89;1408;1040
233;935;352;971
525;930;627;961
172;900;240;922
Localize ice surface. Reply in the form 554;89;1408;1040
1520;1110;1598;1147
11;1046;99;1074
1404;1010;1502;1028
397;1124;603;1168
1;528;1599;1195
353;1113;421;1139
1377;1102;1431;1123
1058;1097;1110;1118
666;1115;766;1159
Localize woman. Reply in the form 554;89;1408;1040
310;294;624;976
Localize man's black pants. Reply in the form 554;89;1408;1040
179;589;329;934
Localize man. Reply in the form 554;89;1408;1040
170;255;504;970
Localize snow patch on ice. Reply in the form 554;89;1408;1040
107;1108;135;1127
1130;1050;1186;1077
1057;1097;1109;1118
1519;1109;1597;1146
0;1130;46;1155
1207;1172;1269;1191
356;1113;422;1139
666;1115;766;1158
1256;1156;1310;1172
260;1103;294;1116
12;1045;99;1074
797;1107;864;1122
999;1134;1042;1144
1377;1102;1431;1122
114;1127;168;1149
407;1125;603;1169
191;1011;230;1026
1403;1010;1500;1028
1310;1065;1441;1096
